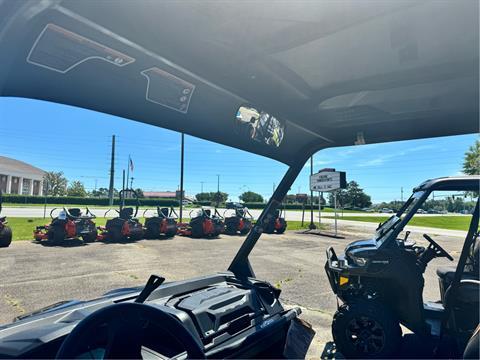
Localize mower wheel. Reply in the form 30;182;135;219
82;231;97;243
48;228;65;244
332;300;401;359
107;227;123;242
165;228;177;238
0;226;12;248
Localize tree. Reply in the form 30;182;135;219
239;191;263;203
195;192;228;203
43;171;67;196
328;181;371;208
67;181;87;197
463;139;480;175
135;188;144;198
91;187;109;197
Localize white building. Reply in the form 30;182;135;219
0;156;45;196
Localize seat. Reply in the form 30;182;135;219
437;237;479;301
67;208;82;217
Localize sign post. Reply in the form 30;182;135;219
310;168;346;237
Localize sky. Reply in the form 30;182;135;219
0;97;477;203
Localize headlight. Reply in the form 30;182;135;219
352;256;367;266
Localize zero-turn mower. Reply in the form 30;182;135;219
0;190;12;248
223;203;254;235
178;208;224;238
263;208;287;234
143;206;178;239
98;189;144;242
34;207;98;244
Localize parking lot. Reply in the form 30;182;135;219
0;226;463;356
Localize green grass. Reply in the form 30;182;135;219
325;215;471;231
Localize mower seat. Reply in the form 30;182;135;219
120;207;134;219
68;208;82;217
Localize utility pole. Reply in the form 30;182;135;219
309;156;316;229
401;187;404;202
179;133;185;222
122;169;126;207
201;181;204;193
216;174;220;207
108;135;115;206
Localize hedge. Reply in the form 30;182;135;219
2;194;179;207
243;202;321;210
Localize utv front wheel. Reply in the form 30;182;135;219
0;226;12;247
332;300;401;358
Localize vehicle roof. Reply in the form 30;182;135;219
414;176;480;192
0;1;478;165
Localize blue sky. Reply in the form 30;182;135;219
0;97;477;203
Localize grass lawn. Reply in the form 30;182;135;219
325;215;471;231
6;217;323;241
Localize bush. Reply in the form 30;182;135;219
2;195;179;207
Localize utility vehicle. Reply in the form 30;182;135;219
325;176;479;358
0;190;12;248
143;206;178;239
0;1;477;359
99;189;144;242
34;207;98;244
223;203;254;235
178;208;224;238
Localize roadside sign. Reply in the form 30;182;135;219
310;170;346;192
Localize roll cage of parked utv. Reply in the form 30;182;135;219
325;176;479;358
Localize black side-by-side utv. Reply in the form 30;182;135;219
143;206;178;239
224;203;254;235
0;190;12;248
325;176;479;358
34;207;98;244
99;189;144;242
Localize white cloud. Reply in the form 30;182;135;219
356;144;437;167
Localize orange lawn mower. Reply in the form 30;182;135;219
97;189;144;242
262;208;287;234
34;207;98;244
0;190;12;248
177;208;224;238
143;206;178;239
223;203;254;235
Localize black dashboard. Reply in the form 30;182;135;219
0;273;300;358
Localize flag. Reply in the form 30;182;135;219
129;156;134;172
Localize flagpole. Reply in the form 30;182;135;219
126;154;130;190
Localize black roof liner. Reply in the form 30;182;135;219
0;0;478;165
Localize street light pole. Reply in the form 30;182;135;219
216;174;220;207
309;156;316;230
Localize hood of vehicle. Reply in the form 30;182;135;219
345;238;377;253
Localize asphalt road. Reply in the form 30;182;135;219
0;224;462;356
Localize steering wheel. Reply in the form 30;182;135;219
423;234;454;261
56;303;205;359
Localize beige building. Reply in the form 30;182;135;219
0;156;45;196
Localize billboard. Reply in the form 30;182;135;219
310;170;346;192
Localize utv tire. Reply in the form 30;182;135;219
0;226;12;247
82;231;97;243
332;300;401;359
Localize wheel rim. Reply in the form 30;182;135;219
345;316;385;356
